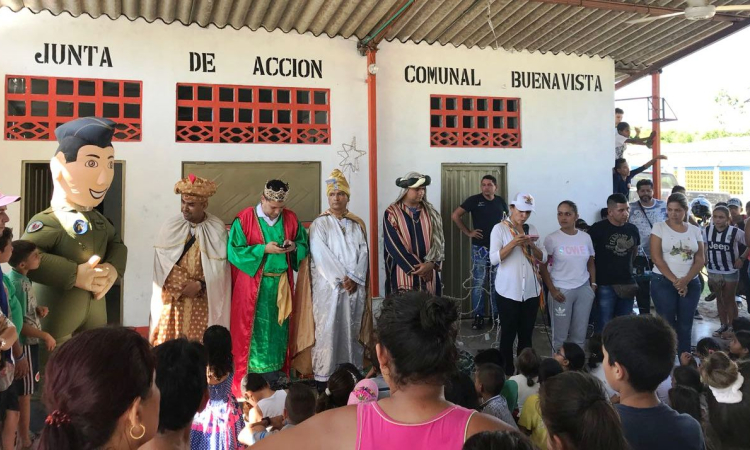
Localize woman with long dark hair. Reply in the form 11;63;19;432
254;290;512;450
38;327;159;450
650;193;705;355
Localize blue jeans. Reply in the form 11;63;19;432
651;274;701;355
594;285;634;333
471;245;497;318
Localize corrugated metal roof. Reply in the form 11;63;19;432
2;0;749;84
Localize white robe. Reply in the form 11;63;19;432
150;212;231;335
309;214;369;381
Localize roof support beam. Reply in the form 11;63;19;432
615;18;750;89
529;0;745;22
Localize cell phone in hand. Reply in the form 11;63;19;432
528;235;540;241
276;242;291;249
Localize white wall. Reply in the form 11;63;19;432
0;9;614;326
376;41;614;256
0;9;369;326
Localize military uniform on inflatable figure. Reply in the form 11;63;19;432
21;117;127;344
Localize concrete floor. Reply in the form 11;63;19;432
456;295;749;358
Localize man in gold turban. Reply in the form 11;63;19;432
307;169;372;381
150;174;231;345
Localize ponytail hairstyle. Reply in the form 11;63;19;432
315;364;362;413
587;334;604;370
540;372;629;450
515;348;540;387
203;325;233;379
376;291;459;387
700;352;750;448
38;327;156;450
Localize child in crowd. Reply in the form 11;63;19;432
553;342;586;372
348;379;379;405
247;383;316;444
315;364;362;413
7;240;54;450
191;325;246;450
586;334;618;400
243;372;287;424
462;431;536;450
475;363;518;429
729;330;750;361
508;348;540;414
518;358;563;449
701;351;750;450
540;372;629;450
142;338;208;450
603;315;705;450
613;156;666;196
445;371;480;410
681;336;723;368
475;348;518;412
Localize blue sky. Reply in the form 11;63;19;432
616;26;750;133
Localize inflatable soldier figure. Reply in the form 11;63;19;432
22;117;127;344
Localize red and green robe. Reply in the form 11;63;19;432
227;206;308;397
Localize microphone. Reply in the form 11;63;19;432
522;224;529;235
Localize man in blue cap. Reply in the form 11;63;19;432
21;117;127;344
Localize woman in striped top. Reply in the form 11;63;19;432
704;206;749;336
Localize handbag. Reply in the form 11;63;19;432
612;283;639;299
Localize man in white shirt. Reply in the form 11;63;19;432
628;179;667;316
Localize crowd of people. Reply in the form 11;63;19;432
0;113;748;450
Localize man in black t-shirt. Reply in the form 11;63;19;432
451;175;508;330
589;193;640;333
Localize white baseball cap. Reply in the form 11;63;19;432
0;193;20;208
510;193;535;212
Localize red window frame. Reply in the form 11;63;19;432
5;75;142;142
430;95;521;148
175;83;330;144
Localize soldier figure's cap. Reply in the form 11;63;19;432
0;193;21;207
175;174;217;199
54;118;117;161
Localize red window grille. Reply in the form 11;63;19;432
430;95;521;148
175;83;330;144
5;75;142;141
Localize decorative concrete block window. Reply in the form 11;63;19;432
430;95;521;148
4;75;142;141
175;83;330;144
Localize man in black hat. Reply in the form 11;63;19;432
383;172;444;296
21;117;127;344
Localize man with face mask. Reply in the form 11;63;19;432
628;179;667;315
150;175;230;346
383;172;445;296
21;118;127;344
308;169;373;382
228;179;309;396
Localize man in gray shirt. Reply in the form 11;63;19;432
628;179;667;315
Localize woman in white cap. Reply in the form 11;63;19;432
489;193;547;376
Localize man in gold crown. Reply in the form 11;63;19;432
309;169;372;382
227;179;309;396
150;174;230;345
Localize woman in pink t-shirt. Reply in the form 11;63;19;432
254;291;512;450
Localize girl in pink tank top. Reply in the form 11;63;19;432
356;401;475;450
